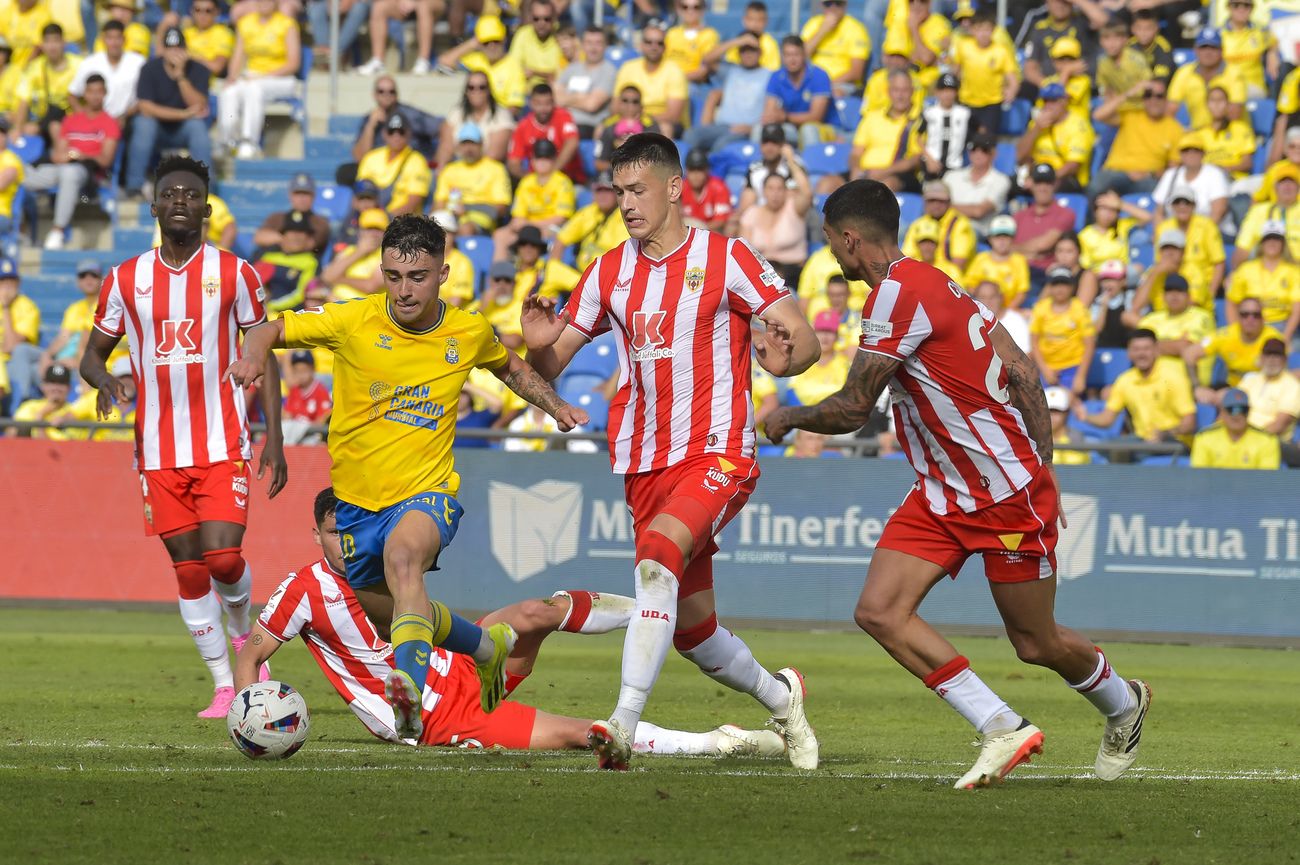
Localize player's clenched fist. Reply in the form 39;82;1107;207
225;355;266;389
551;402;590;432
521;295;571;351
764;407;795;444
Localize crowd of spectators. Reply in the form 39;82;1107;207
4;0;1300;470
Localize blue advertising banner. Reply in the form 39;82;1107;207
430;453;1300;638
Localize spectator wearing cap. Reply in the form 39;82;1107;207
356;113;433;216
475;259;528;349
1091;77;1182;198
10;363;77;440
1075;328;1196;444
253;172;332;259
506;224;579;302
948;0;1016;58
1044;385;1090;465
1090;258;1135;349
555;28;616;139
1037;35;1089;123
1030;265;1095;394
1077;190;1148;284
1239;338;1300;449
436;71;515;167
1013;163;1074;279
973;280;1030;352
1095;19;1151;118
1185;298;1286;396
165;0;235;81
1129;9;1174;83
1201;86;1255;185
493;138;575;257
612;24;688;136
920;73;971;178
507;83;582;182
1190;388;1281;469
96;0;151;55
38;258;104;378
69;20;145;124
508;0;564;88
1017;0;1102;92
25;72;120;251
1134;273;1216;363
685;34;772;154
739;148;812;286
761;36;834;150
944;132;1010;240
593;86;654;173
800;0;869;98
331;179;380;253
735;123;796;215
1259;127;1300;202
1152;133;1230;224
705;2;781;72
881;0;949;90
1015;80;1094;193
951;9;1018;137
251;211;320;313
361;0;438;76
850;69;924;192
665;0;720;84
1227;220;1300;341
902;180;975;274
127;27;211;197
218;0;301;159
1131;228;1210;314
1154;187;1226;307
1168;27;1247;132
965;215;1029;308
680;149;734;233
433;121;511;236
1221;0;1278;100
281;349;332;443
0;257;39;411
353;76;443;164
907;219;963;282
1234;164;1300;267
321;207;388;300
69;354;136;442
553;171;628;272
12;23;81;136
863;49;922;118
788;310;852;408
438;17;527;112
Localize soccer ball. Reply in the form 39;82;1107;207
226;681;311;760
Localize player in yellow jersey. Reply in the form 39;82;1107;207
226;214;588;738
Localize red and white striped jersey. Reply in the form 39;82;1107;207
859;257;1042;515
93;243;266;470
258;558;457;744
566;227;791;474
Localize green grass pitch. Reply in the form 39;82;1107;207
1;607;1296;865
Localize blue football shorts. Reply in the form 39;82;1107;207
334;491;464;589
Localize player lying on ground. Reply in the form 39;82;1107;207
521;132;821;771
227;214;587;740
232;488;786;757
765;180;1152;790
81;155;288;719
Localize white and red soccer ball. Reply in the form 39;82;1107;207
227;681;311;760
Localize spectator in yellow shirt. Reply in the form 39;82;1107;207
788;310;852;406
11;362;80;440
1076;329;1197;443
1227;220;1300;341
1238;338;1300;445
800;0;869;97
907;219;963;282
965;214;1029;308
1096;19;1151;117
1133;275;1216;362
492;138;574;257
356;113;433;216
177;0;235;80
799;244;868;319
1190;387;1281;469
1;257;41;410
1201;86;1254;181
321;207;387;299
37;259;103;376
13;23;81;134
218;0;301;159
96;0;151;56
1090;79;1183;198
0;120;24;236
1258;128;1300;201
1168;27;1246;130
1016;81;1094;192
432;122;512;235
901;180;975;274
863;51;922;117
1184;298;1284;393
508;0;565;87
612;24;689;136
553;171;628;272
1030;265;1096;393
1045;385;1090;465
426;212;478;308
1154;192;1226;306
439;17;528;112
706;1;780;72
665;0;719;83
849;70;923;192
1038;36;1090;124
1078;190;1147;276
1234;165;1300;268
1221;0;1278;98
880;0;949;93
0;0;51;68
950;9;1017;137
1132;225;1216;313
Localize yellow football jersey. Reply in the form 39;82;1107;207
282;295;509;509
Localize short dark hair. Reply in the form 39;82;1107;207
971;9;996;25
1101;18;1129;35
610;131;682;177
781;34;804;50
823;178;899;242
530;82;554;99
583;25;606;37
155;154;210;195
313;487;338;526
382;213;447;261
42;22;63;38
1129;328;1158;344
84;73;107;89
102;19;126;34
827;274;848;285
1133;8;1158;21
746;1;767;11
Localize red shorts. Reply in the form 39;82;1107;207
624;454;758;597
419;653;538;749
876;468;1059;583
140;461;251;538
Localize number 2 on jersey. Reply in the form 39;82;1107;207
966;312;1010;404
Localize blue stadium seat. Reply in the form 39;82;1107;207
1122;192;1154;213
555;371;607;403
457;235;494;296
711;140;758;177
994;141;1017;176
11;135;43;164
1068;399;1126;440
270;45;311;129
1172;47;1193;67
801;142;849;176
568;331;619;379
575;186;593;210
37;250;98;276
113;226;155;251
305;136;354;162
835;96;863;131
896;193;923;233
1130;241;1154;269
708;8;745;36
1056;194;1088;231
1086;348;1132;389
1196;402;1219;430
1214;297;1227;327
724;173;746;207
579;139;597;178
234;158;337;184
605;44;639;66
1092;121;1117;180
1249;98;1277;137
673;139;690;163
1175;104;1191;127
314;184;353;223
1254;138;1273;174
560;385;611;431
328;115;364;137
1000;99;1031;136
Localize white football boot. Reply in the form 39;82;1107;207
713;724;786;758
1095;679;1153;781
954;720;1044;789
769;667;819;769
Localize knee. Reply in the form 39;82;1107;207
383;544;426;585
1008;631;1063;668
853;596;902;639
202;547;245;584
515;597;563;634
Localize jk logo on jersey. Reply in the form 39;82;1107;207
154;318;206;365
629;310;675;362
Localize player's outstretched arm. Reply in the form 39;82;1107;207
79;329;128;420
225;319;286;390
233;623;281;693
756;296;821;378
765;350;900;443
493;351;591;431
521;295;587;381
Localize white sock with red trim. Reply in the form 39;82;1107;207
924;656;1021;736
608;558;679;732
179;593;233;689
1069;648;1135;718
553;590;635;634
674;615;789;716
632;721;717;755
211;561;252;638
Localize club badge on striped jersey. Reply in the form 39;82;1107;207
685;266;706;293
202;275;220;298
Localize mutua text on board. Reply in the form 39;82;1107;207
1107;515;1300;562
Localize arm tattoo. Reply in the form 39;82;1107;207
1003;342;1053;464
250;633;263;646
502;363;566;415
783;351;899;435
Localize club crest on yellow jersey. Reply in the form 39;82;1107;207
445;337;461;364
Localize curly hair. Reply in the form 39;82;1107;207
154;154;211;196
382;213;447;262
313;487;338;526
